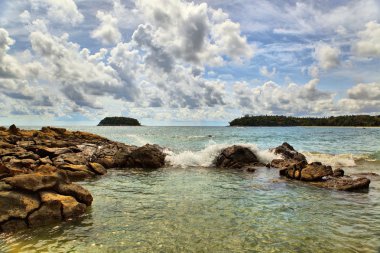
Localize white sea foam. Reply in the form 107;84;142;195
165;142;281;168
303;152;359;167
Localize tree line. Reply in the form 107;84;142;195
229;115;380;127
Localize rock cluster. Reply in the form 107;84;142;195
272;143;370;191
214;142;371;192
0;125;166;232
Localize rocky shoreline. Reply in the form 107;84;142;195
0;125;373;233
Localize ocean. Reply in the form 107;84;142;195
1;126;380;252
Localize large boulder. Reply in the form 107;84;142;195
54;183;93;206
40;191;86;219
28;201;62;227
122;144;166;169
0;191;40;223
3;173;59;192
215;145;262;169
299;162;333;181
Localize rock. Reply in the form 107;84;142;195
300;162;333;181
273;142;307;162
333;168;345;177
40;191;86;219
270;159;307;170
0;219;28;232
53;153;88;166
27;146;76;159
54;183;93;206
0;163;10;179
0;141;14;149
59;164;94;175
311;177;371;191
126;144;166;169
34;164;58;174
61;170;93;181
215;145;261;169
41;126;66;135
39;156;53;165
28;201;62;227
88;162;107;175
0;191;40;223
3;173;59;192
8;124;19;135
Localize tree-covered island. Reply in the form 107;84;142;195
229;115;380;127
98;117;141;126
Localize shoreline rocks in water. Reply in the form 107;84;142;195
0;125;374;233
0;125;166;232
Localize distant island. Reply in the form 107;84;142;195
229;115;380;127
98;117;141;126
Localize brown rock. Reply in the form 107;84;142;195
28;201;62;227
61;170;94;181
273;142;307;162
3;173;59;192
39;156;53;164
300;162;333;181
0;191;40;223
89;162;107;175
126;144;166;169
270;159;307;170
34;164;57;174
8;124;19;135
40;191;86;219
333;168;345;177
54;183;93;206
311;177;371;191
215;145;261;169
0;219;28;232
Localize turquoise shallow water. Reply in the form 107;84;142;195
1;126;380;252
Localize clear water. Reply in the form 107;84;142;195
1;127;380;252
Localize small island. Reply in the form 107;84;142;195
229;115;380;127
98;117;141;126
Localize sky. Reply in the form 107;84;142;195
0;0;379;126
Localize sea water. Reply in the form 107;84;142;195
1;126;380;252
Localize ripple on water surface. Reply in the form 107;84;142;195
1;167;380;253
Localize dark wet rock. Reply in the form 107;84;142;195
271;159;307;170
311;177;371;191
125;144;166;169
3;173;59;192
0;191;40;223
215;145;262;169
273;142;307;162
8;124;19;135
28;201;62;227
0;219;28;232
40;191;86;219
54;183;93;206
52;152;88;167
0;163;10;179
89;162;107;175
333;168;345;177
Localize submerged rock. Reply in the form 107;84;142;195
272;142;307;162
0;191;40;223
215;145;263;169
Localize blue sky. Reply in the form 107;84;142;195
0;0;379;126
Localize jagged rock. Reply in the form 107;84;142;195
299;162;333;181
0;163;10;179
215;145;262;169
3;173;59;192
28;201;62;227
0;191;40;223
89;162;107;175
59;164;94;175
273;142;307;162
40;191;86;219
54;183;93;206
271;159;307;170
0;219;28;232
